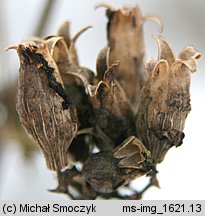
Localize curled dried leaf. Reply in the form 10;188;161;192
8;42;79;171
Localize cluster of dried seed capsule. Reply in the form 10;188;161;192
8;5;201;199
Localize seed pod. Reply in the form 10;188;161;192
88;55;136;151
105;5;162;106
45;33;94;162
82;136;153;193
135;36;201;163
8;42;79;171
45;36;94;129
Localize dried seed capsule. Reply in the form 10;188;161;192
105;5;162;106
136;36;201;164
82;136;153;193
9;42;79;171
88;58;136;151
45;34;94;162
45;36;94;130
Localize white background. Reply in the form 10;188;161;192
0;0;205;200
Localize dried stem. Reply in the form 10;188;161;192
34;0;58;36
0;0;9;88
